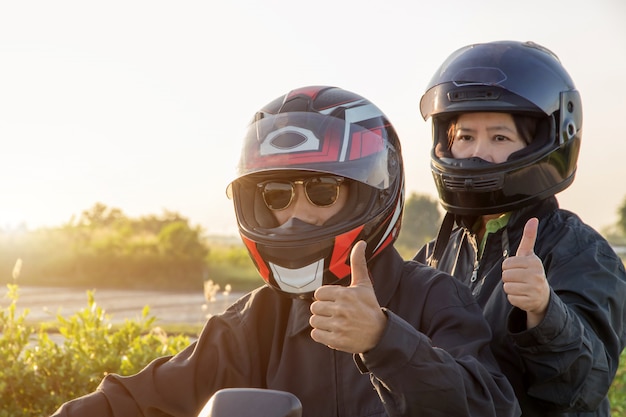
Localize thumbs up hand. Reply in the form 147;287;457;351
502;218;550;329
310;241;387;353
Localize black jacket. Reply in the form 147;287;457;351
52;247;518;417
415;197;626;416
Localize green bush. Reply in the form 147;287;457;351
206;243;261;292
0;284;190;416
611;349;626;415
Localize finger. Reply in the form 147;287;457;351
349;241;371;287
310;327;332;346
516;217;538;257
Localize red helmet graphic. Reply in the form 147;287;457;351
227;86;404;298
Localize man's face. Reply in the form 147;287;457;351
258;176;349;226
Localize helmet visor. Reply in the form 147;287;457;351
234;112;399;191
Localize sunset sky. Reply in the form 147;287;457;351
1;0;625;236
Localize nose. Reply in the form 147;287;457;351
283;185;320;224
468;138;494;162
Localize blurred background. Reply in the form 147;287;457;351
2;0;625;233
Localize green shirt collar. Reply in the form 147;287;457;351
477;212;511;258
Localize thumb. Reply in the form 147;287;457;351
350;240;372;287
516;218;538;257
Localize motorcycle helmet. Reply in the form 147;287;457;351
227;86;404;299
420;40;582;216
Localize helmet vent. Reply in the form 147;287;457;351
443;176;502;191
448;87;502;102
270;131;308;149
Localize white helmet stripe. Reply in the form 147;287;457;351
340;103;385;162
374;184;404;252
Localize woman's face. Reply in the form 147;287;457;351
450;112;527;163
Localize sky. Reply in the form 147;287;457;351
1;0;625;236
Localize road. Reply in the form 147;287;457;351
2;285;244;326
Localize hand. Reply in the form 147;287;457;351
502;218;550;329
309;240;387;353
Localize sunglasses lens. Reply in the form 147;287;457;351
305;177;340;207
262;182;293;210
260;177;342;210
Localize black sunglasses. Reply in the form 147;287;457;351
258;176;345;211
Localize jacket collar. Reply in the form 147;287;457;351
508;196;558;230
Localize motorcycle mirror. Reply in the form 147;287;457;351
198;388;302;417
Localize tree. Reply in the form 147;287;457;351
395;193;442;257
76;202;126;228
158;221;208;259
0;203;212;290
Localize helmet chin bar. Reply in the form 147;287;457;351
269;259;325;295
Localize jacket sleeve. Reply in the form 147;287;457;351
356;278;520;417
50;296;257;417
507;239;626;412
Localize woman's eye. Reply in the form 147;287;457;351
494;135;508;142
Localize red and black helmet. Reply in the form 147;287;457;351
227;86;404;298
420;40;582;215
